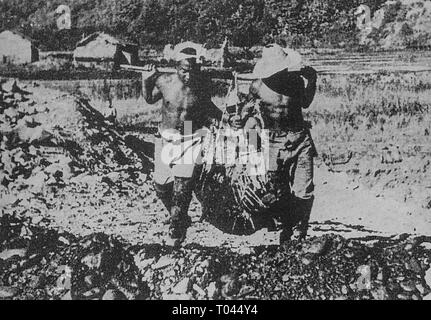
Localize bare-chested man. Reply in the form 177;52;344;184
143;51;222;247
230;44;318;244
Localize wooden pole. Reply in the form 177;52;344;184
121;64;431;81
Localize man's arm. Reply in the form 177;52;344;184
226;81;261;129
300;66;317;109
143;68;163;104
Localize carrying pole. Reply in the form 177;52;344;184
121;64;431;82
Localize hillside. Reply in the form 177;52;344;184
359;0;431;49
0;0;430;51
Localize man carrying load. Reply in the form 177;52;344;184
143;47;222;248
230;43;318;244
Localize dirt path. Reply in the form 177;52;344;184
20;164;429;253
185;165;431;248
311;166;431;238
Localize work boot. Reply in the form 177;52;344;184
154;182;173;211
279;196;314;245
167;177;194;248
154;182;173;224
279;228;293;246
267;194;294;245
290;196;314;241
167;215;192;248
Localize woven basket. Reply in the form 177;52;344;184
197;76;289;235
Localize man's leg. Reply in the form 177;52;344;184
278;192;297;244
276;130;316;245
154;182;173;212
167;156;200;247
169;177;193;244
287;143;315;241
168;176;194;247
153;137;174;218
265;136;295;239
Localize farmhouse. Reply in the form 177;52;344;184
73;32;138;70
0;30;39;65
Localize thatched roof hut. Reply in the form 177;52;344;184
73;32;138;69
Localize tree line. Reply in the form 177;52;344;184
0;0;388;50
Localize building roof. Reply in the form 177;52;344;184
0;30;38;45
73;32;138;61
75;32;137;48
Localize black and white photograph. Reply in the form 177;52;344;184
1;0;431;304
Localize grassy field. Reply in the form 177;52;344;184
307;71;431;209
310;72;431;150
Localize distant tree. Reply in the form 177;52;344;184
0;0;401;50
226;0;266;47
194;0;236;46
